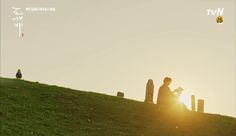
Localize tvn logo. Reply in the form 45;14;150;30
207;8;224;16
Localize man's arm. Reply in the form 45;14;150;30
173;87;183;95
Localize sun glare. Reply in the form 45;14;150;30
178;93;191;109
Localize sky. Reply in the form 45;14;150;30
1;0;235;117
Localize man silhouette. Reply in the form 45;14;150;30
16;69;22;79
157;77;183;106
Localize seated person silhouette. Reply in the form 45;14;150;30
157;77;183;107
16;69;22;79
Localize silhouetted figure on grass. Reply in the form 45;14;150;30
157;77;183;106
16;69;22;79
157;77;187;128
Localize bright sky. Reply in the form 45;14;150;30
1;0;235;117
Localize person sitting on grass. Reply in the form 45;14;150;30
157;77;183;107
16;69;22;79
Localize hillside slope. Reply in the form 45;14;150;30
0;77;235;136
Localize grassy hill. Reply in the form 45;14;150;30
0;77;235;136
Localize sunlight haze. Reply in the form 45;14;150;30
1;0;235;117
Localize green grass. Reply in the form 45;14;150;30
0;77;235;136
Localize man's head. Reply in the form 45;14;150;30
163;77;172;86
